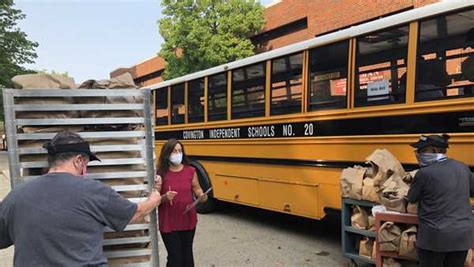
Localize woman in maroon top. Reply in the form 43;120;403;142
154;139;208;267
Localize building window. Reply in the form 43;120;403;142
188;78;205;123
308;41;349;110
271;53;303;115
355;25;409;107
171;83;185;124
155;87;168;125
208;73;228;121
232;63;266;119
416;8;474;102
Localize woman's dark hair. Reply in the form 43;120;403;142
44;131;88;167
156;138;190;178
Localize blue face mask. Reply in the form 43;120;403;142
415;153;446;167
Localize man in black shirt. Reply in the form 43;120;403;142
408;134;473;267
0;131;162;266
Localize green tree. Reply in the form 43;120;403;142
158;0;265;80
0;0;38;89
38;69;70;78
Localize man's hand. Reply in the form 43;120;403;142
149;189;161;205
130;188;162;224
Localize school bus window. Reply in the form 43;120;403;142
208;73;228;122
171;83;185;124
416;8;474;102
155;87;169;125
308;41;349;110
271;53;303;115
232;62;266;119
354;25;409;107
188;78;205;123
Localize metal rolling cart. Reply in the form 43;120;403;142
375;211;474;267
3;88;159;266
342;197;377;267
374;212;418;267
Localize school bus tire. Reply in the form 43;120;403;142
191;161;217;214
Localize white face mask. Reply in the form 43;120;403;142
415;152;446;167
169;153;183;165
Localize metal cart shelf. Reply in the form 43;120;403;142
342;197;377;266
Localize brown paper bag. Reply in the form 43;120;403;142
363;178;381;203
372;241;377;260
407;203;418;214
351;205;368;230
340;166;366;199
367;215;376;231
399;226;417;260
380;174;409;213
359;237;374;258
379;222;401;252
366;149;406;191
402;169;419;184
11;73;81;134
365;166;375;178
383;257;401;267
12;73;76;89
79;73;143;120
380;195;407;213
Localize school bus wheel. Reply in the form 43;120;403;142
191;160;217;214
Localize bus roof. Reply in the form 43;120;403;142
147;1;473;90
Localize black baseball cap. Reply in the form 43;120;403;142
410;134;450;150
44;142;101;161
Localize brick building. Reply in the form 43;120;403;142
110;0;440;86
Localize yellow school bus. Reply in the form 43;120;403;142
149;2;474;219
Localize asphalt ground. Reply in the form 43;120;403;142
188;202;347;266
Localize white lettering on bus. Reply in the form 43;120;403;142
247;126;275;138
209;128;240;139
183;130;205;140
304;123;314;136
459;117;474;127
282;124;294;137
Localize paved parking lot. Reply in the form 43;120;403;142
190;202;346;267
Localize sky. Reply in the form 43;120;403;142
15;0;275;84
